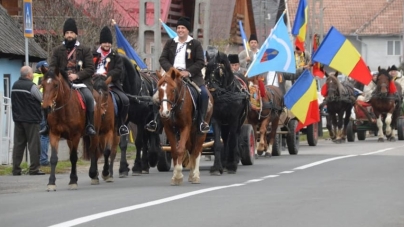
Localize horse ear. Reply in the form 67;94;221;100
335;71;339;77
378;66;381;72
156;69;163;80
324;71;329;78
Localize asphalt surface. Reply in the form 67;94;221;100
0;136;403;227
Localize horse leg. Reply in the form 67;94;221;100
385;112;396;141
210;119;223;176
118;134;130;178
258;119;268;154
141;132;150;174
132;129;143;176
88;136;100;185
335;112;344;143
326;115;334;139
376;114;384;142
331;113;338;141
172;126;191;186
267;117;279;156
47;133;60;191
189;136;204;184
225;123;239;174
66;135;81;190
108;135;120;178
164;127;182;186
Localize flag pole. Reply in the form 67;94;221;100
284;2;294;43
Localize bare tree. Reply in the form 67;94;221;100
32;0;138;57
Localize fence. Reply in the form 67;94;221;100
0;93;13;165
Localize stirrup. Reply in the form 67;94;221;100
86;125;96;136
119;125;129;136
145;120;157;132
200;122;210;134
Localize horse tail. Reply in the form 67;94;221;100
82;135;91;160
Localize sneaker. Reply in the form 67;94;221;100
119;125;129;136
145;121;157;132
200;122;210;133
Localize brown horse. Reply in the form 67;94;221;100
88;74;120;184
323;71;355;143
156;68;213;185
370;67;402;142
247;77;284;156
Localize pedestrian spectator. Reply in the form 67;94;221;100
33;61;50;166
11;66;45;175
238;34;260;69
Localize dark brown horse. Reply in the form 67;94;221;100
156;68;213;185
247;77;284;156
88;74;120;183
370;67;402;142
323;71;355;143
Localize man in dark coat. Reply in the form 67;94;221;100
146;16;209;133
11;66;45;175
228;54;247;77
93;26;129;136
41;18;96;136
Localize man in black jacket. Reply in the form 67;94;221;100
11;66;45;175
93;26;129;136
41;18;96;136
146;16;209;133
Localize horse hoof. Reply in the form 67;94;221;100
47;185;57;192
378;138;384;142
105;177;114;183
389;137;396;142
223;168;228;173
102;175;109;181
264;152;272;157
119;171;128;178
69;184;78;190
227;170;236;174
132;171;141;176
91;178;100;185
170;178;183;186
191;177;200;184
141;170;149;174
210;171;221;176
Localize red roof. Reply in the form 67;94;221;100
73;0;172;28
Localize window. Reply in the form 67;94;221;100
387;40;402;56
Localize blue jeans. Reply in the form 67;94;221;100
40;118;49;164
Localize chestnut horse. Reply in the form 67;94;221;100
156;68;213;185
370;67;402;142
323;71;355;143
205;51;249;175
88;74;120;183
247;77;284;156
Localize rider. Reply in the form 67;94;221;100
145;16;209;133
40;18;96;136
390;65;404;95
93;26;129;136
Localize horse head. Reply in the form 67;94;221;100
325;71;342;99
41;67;69;111
157;67;184;119
92;74;109;100
375;67;392;96
205;51;233;89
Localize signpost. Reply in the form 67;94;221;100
23;0;33;66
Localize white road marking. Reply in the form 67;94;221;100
50;146;401;227
279;171;294;174
293;155;358;170
361;148;394;156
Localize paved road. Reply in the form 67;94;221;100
1;137;403;227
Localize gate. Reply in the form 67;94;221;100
0;93;13;165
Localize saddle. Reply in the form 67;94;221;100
183;78;199;121
72;84;86;110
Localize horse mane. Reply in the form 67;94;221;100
43;68;71;87
120;54;142;95
326;71;344;95
205;51;234;86
92;75;108;92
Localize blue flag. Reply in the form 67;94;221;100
160;19;177;38
114;24;147;70
246;12;296;77
238;20;249;54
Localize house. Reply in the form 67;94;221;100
0;4;47;164
287;0;404;70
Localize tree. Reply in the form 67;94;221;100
32;0;138;57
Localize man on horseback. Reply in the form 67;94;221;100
93;26;129;136
146;16;210;133
390;65;404;95
40;18;96;136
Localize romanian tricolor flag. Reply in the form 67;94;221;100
284;70;320;132
291;0;308;51
312;34;324;78
312;26;372;85
238;20;250;56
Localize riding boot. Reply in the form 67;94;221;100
118;104;129;136
86;110;96;135
39;109;49;135
199;96;210;133
145;104;159;132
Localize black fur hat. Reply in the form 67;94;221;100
177;16;191;32
249;34;258;42
63;18;78;35
390;65;398;71
99;26;113;44
228;54;239;64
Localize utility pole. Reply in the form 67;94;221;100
309;0;324;51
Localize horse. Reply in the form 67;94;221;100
370;67;402;142
41;67;101;191
323;71;355;143
116;54;161;177
205;51;249;175
87;74;120;183
156;67;213;185
247;76;284;156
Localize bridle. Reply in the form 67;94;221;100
48;76;73;112
159;77;186;119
